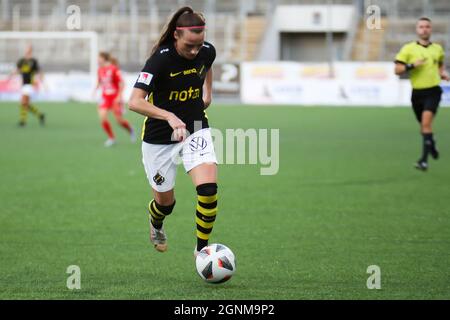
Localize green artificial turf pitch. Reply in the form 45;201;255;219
0;102;449;299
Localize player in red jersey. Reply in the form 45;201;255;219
93;52;135;147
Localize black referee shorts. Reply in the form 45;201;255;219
411;86;442;122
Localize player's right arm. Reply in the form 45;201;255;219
394;43;426;75
33;59;46;89
129;88;184;126
129;88;186;141
395;59;426;75
129;53;186;135
7;59;21;81
7;68;18;81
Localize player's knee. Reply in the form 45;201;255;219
113;112;121;121
154;200;176;216
421;121;432;132
196;183;218;196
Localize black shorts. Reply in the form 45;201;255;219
411;86;442;122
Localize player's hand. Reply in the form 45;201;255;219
167;113;187;142
440;70;450;81
36;81;49;93
203;95;212;109
413;58;426;67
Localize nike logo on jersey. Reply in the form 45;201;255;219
170;68;199;78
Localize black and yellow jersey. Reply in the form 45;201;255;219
134;41;216;144
17;58;40;85
395;41;445;89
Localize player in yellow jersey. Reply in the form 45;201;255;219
395;17;449;171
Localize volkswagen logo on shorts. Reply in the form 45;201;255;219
189;137;207;151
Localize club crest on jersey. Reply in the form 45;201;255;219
137;72;153;85
189;137;207;151
153;172;165;185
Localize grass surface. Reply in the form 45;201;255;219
0;102;449;299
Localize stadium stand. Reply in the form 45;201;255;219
0;0;449;69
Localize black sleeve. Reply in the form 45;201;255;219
16;59;23;69
133;52;166;94
205;43;216;69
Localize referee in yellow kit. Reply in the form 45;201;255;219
395;17;449;171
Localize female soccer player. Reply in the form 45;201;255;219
128;7;217;255
9;45;45;127
93;52;135;146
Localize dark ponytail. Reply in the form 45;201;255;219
151;6;206;55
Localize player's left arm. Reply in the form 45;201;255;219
203;68;213;109
37;70;45;86
92;73;100;99
34;60;46;90
203;43;216;109
439;64;450;81
115;69;125;103
438;47;449;81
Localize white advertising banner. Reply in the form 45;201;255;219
441;83;450;106
1;63;449;107
0;72;139;103
241;62;450;106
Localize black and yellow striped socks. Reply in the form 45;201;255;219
19;104;43;125
148;199;175;229
29;104;42;117
146;185;217;251
196;183;218;251
19;105;28;124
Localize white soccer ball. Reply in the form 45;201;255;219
195;243;236;283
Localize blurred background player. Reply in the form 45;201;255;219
93;52;135;147
8;45;45;127
395;17;450;171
